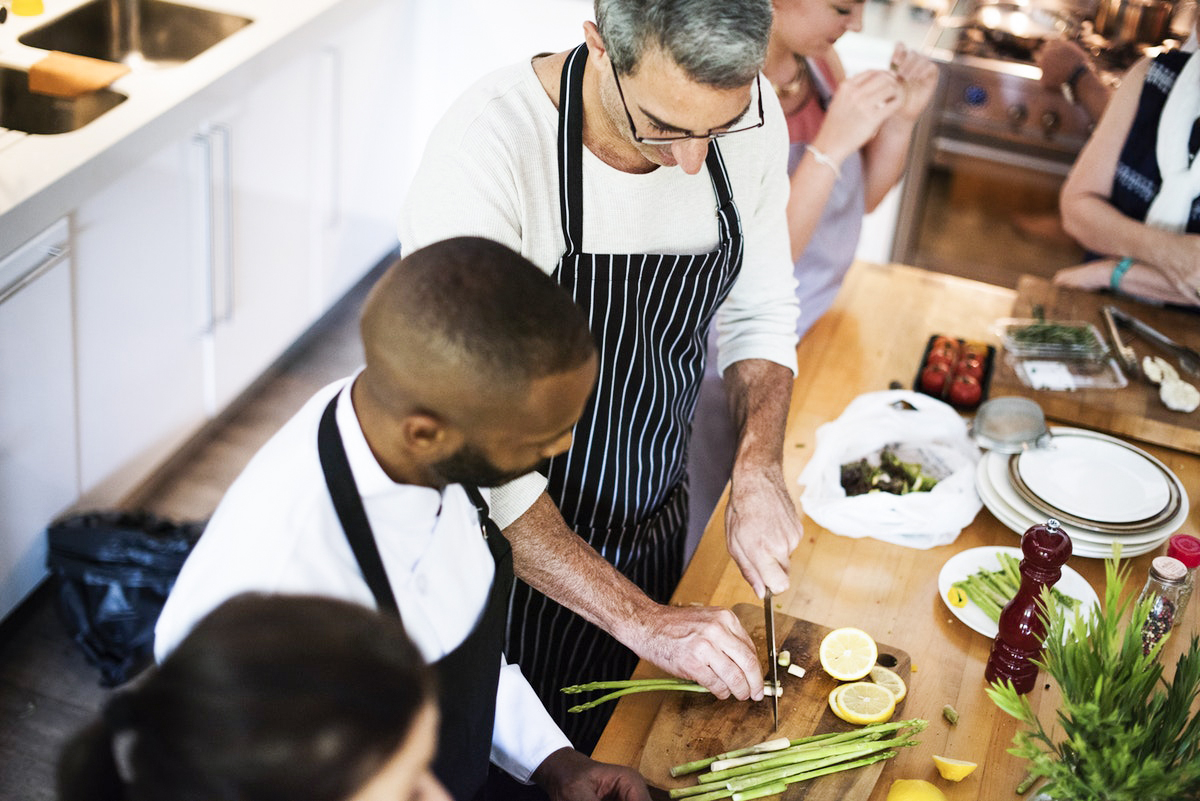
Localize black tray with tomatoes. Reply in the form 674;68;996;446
913;335;996;411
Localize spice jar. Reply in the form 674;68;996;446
1166;535;1200;626
1137;556;1187;654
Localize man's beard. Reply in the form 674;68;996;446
432;443;538;488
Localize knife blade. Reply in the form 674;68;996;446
1107;305;1200;376
763;591;778;730
1100;305;1139;379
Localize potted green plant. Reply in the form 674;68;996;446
987;557;1200;800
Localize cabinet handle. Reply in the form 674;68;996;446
0;243;70;306
193;130;218;334
211;124;234;324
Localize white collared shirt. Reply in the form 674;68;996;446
154;374;570;781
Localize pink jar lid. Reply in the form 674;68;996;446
1168;535;1200;569
1152;556;1188;582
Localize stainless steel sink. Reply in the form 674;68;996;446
19;0;253;67
0;67;126;134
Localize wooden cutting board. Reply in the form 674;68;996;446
638;604;911;801
987;276;1200;455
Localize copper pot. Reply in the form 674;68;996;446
1095;0;1176;43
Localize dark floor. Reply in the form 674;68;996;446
0;262;375;800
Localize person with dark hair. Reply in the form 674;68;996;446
400;0;802;753
61;594;447;801
154;237;647;801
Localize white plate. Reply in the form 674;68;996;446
1016;433;1172;523
975;456;1176;558
938;546;1100;638
985;453;1170;547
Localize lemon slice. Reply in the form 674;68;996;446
828;685;851;722
834;681;896;725
869;665;907;703
819;627;878;681
886;779;947;801
931;754;978;781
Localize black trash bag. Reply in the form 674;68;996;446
45;511;205;687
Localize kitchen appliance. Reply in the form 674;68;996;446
891;0;1189;288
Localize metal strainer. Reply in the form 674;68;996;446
969;396;1053;453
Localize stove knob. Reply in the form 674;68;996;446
1040;110;1061;137
1007;104;1028;128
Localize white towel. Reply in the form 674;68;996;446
1146;51;1200;232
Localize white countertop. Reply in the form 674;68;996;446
0;0;384;251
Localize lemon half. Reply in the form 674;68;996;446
932;754;978;781
819;627;878;681
886;779;947;801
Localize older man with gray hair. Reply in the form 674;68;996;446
401;0;803;754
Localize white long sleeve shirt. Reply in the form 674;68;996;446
399;54;799;525
154;376;571;782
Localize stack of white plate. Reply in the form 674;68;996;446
975;427;1189;558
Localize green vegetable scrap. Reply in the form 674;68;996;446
951;552;1080;623
840;447;939;497
1009;321;1100;350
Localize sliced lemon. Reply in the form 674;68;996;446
834;681;896;725
828;685;851;722
886;779;947;801
869;665;907;703
819;627;878;681
931;754;978;781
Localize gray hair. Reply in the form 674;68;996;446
595;0;772;88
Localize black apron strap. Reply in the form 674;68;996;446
558;43;588;255
317;395;400;617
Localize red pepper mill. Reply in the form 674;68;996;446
985;518;1073;693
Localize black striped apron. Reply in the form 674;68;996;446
504;43;745;753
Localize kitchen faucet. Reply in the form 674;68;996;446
109;0;145;66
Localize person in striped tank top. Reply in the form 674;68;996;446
1053;23;1200;309
401;0;804;757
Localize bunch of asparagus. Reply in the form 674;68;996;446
666;719;927;801
952;552;1080;623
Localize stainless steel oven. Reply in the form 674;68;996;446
891;0;1181;288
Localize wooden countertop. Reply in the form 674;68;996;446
591;261;1200;800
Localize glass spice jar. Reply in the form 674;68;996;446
1166;534;1200;627
1137;556;1188;655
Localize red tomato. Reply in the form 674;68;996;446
920;362;952;397
947;374;983;408
925;348;958;369
954;356;985;381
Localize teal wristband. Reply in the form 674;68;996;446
1111;258;1133;290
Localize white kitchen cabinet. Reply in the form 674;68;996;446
310;1;409;307
0;220;78;621
73;139;210;506
195;54;317;411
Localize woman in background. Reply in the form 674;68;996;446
1052;34;1200;308
687;0;938;547
57;594;448;801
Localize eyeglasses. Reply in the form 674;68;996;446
609;61;765;145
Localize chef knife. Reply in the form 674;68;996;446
1107;305;1200;376
763;590;778;729
1100;305;1139;379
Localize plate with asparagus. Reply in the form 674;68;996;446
937;546;1100;639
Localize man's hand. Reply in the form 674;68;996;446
630;603;765;700
725;464;803;598
533;748;651;801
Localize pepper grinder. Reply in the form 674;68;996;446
984;518;1073;694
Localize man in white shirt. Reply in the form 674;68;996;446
400;0;803;751
155;238;646;801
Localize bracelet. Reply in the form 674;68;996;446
1111;257;1134;290
806;145;842;179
